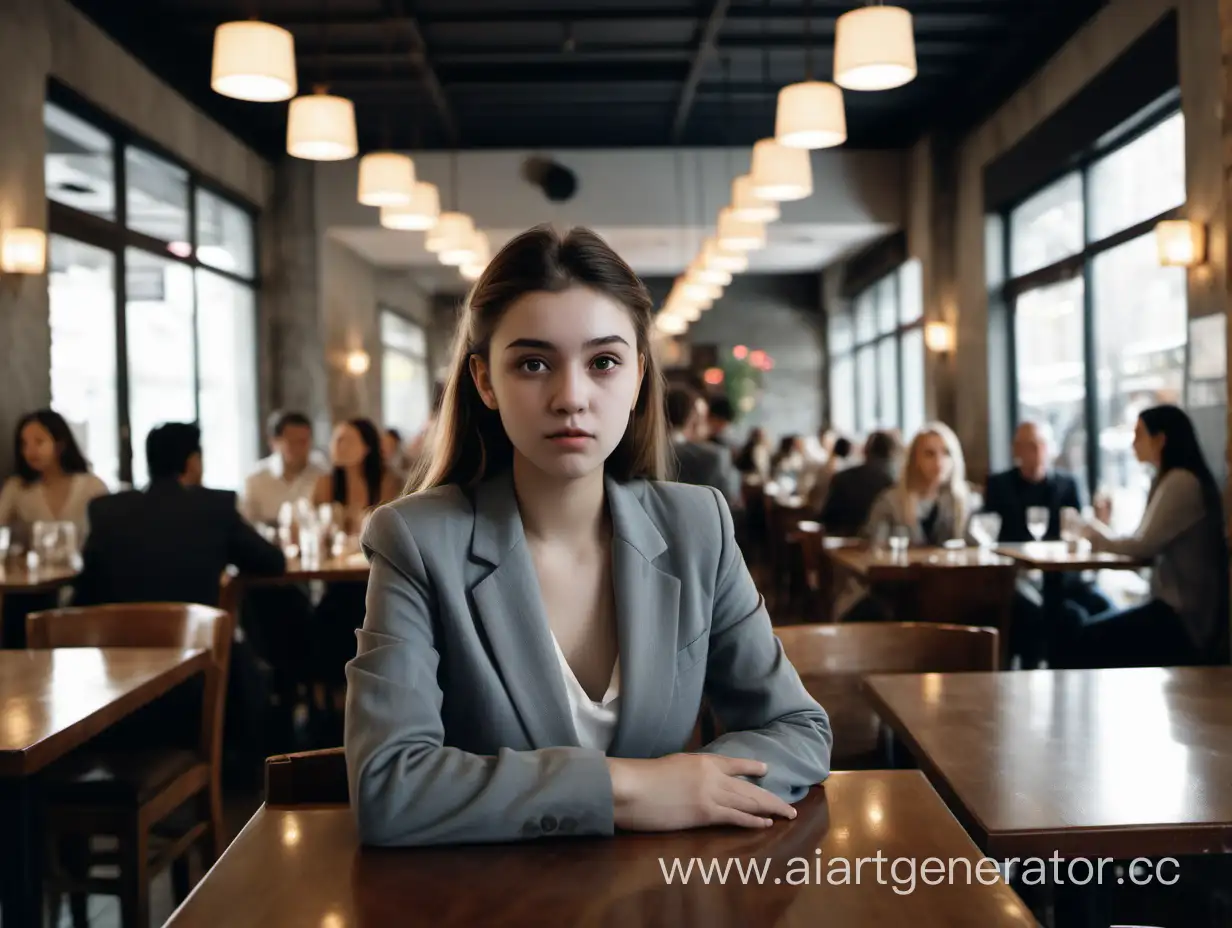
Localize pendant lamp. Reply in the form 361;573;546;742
211;20;297;102
358;152;416;207
834;5;917;91
750;139;812;201
287;89;357;161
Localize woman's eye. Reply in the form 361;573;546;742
592;355;620;372
519;358;547;373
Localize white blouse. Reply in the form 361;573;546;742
0;472;109;551
549;634;621;753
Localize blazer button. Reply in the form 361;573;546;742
540;815;558;833
559;817;577;834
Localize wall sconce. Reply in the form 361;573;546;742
924;320;956;354
344;349;371;376
1155;219;1206;267
1;228;47;274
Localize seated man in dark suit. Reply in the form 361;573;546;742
982;421;1112;668
817;431;901;536
76;422;285;607
665;385;742;513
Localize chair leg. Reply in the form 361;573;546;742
171;855;192;905
206;783;225;864
118;823;149;928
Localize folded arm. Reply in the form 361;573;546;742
345;506;613;847
1087;470;1205;560
696;487;832;801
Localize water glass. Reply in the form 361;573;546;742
888;526;910;556
969;512;1002;549
0;525;10;564
1059;507;1082;543
1026;506;1049;542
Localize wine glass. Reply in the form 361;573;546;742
888;525;910;557
1026;506;1049;542
969;513;1002;550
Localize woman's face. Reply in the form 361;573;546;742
914;432;952;488
471;286;644;482
21;421;58;474
1132;418;1166;466
331;423;369;469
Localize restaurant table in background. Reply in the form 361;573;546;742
165;770;1036;927
219;552;371;614
864;667;1232;859
994;541;1150;665
0;647;210;926
0;562;79;647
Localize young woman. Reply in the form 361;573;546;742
0;409;108;550
863;422;974;546
1075;405;1229;667
313;418;401;535
345;226;830;847
734;427;772;484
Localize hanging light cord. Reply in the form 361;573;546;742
804;0;813;81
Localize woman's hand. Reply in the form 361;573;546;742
606;754;797;832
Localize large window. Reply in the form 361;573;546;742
43;94;259;490
1002;109;1187;528
380;311;432;442
828;259;926;438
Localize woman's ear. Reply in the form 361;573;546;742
469;354;499;410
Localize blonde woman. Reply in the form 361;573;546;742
863;422;974;546
834;423;974;621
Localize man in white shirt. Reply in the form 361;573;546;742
241;411;328;525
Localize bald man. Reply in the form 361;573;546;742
983;421;1112;667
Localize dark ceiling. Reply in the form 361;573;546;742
67;0;1108;157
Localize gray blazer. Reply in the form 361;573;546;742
345;470;831;847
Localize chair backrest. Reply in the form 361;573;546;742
26;603;233;767
775;622;999;767
265;748;350;806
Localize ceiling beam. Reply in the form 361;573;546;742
384;0;459;147
671;0;732;143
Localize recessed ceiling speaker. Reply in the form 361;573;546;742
522;156;578;202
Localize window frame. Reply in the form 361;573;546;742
998;103;1186;492
45;82;261;487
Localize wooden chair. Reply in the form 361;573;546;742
27;603;232;928
775;622;999;769
265;748;349;806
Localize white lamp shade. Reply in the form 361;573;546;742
690;259;731;287
425;212;474;253
775;81;847;149
702;238;749;273
656;313;689;335
1;228;46;274
750;139;813;201
681;277;721;303
834;5;917;91
730;175;779;223
379;182;440;230
717;206;767;251
460;232;491;279
358;152;416;207
287;93;357;161
211;21;297;102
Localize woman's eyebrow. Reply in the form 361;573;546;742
505;335;631;350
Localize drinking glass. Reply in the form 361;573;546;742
0;526;10;564
1026;506;1049;542
969;512;1002;549
33;521;60;567
888;526;910;556
1059;507;1082;543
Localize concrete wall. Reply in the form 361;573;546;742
947;0;1225;479
0;0;271;479
646;274;825;445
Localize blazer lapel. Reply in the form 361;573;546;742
605;477;682;758
469;472;579;749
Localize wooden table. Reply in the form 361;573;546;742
219;552;371;613
0;647;210;925
829;545;1016;582
166;770;1036;927
0;562;80;647
994;542;1149;664
864;667;1232;859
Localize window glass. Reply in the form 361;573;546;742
196;188;256;279
381;312;432;441
854;292;876;344
49;236;119;488
1015;276;1088;493
899;259;923;325
1092;233;1187;534
1089;112;1186;241
828;311;853;355
877;337;899;428
125;147;190;244
829;355;856;434
1009;172;1083;276
856;345;877;432
125;248;197;488
197;270;258;491
45;103;116;221
875;276;897;335
900;326;926;439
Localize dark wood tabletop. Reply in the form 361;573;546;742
0;647;211;776
828;545;1016;581
994;541;1149;571
0;562;79;593
864;667;1232;858
166;771;1036;927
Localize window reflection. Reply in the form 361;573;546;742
49;236;120;488
1009;173;1083;277
126;147;190;243
380;312;432;443
45;103;116;221
197;270;259;491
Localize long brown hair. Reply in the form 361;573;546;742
408;225;669;492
